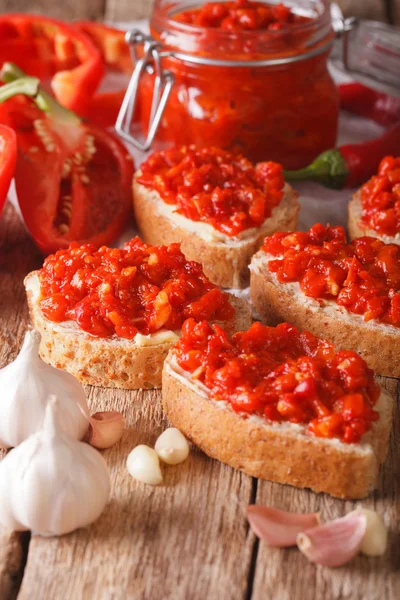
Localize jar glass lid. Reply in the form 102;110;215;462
331;18;400;97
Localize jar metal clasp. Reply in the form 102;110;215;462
115;25;336;151
115;30;174;152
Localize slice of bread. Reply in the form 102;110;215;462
24;272;252;389
249;251;400;378
132;176;299;289
348;191;400;245
162;354;393;499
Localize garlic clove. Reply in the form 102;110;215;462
0;329;90;448
154;427;190;465
127;445;163;485
247;505;320;547
85;411;125;449
359;509;388;557
0;396;110;536
296;510;367;567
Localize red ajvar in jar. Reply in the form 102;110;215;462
139;0;338;169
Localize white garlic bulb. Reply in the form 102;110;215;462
360;509;388;556
127;445;163;485
155;428;190;465
0;330;89;448
0;397;110;536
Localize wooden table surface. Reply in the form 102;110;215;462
0;200;399;600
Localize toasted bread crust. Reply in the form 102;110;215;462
348;191;400;244
162;359;393;499
25;272;251;389
250;256;400;378
132;178;299;288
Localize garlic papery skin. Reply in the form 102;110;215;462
0;397;110;536
0;330;89;448
85;411;125;449
127;445;163;485
154;428;190;465
360;509;388;557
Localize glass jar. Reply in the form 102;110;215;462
136;0;338;169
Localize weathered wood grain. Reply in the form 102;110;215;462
0;202;43;600
0;0;106;20
105;0;154;22
252;377;400;600
337;0;388;22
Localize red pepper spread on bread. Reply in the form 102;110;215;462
136;146;284;237
174;0;307;31
360;156;400;237
263;224;400;327
174;319;380;443
38;238;235;339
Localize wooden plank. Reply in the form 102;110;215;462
0;203;43;600
0;0;106;21
251;377;400;600
336;0;387;22
393;0;400;23
18;386;255;600
105;0;154;23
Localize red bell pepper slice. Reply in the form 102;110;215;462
73;22;138;127
73;22;133;74
0;63;134;254
0;14;104;114
0;123;17;214
85;90;127;128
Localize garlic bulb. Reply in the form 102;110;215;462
359;509;388;556
0;396;110;536
85;411;125;449
155;428;190;465
0;330;89;448
127;445;163;485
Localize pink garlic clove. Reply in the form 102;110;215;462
246;505;320;547
297;510;367;567
85;411;125;449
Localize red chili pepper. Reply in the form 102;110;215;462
0;123;17;213
339;82;400;128
284;121;400;189
0;63;134;255
0;14;104;114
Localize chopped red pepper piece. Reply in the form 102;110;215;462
359;155;400;237
0;123;17;214
0;14;104;114
174;319;380;443
263;224;400;327
38;238;235;339
138;147;284;237
0;63;134;254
